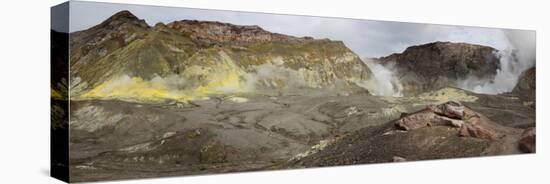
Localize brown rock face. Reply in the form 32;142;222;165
374;42;500;95
513;67;536;101
70;10;150;49
167;20;310;44
518;127;536;153
69;10;150;70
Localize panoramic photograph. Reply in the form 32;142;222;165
51;1;536;182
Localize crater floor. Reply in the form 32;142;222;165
68;88;535;182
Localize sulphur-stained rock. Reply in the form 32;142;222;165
518;127;536;153
60;8;537;182
68;10;374;101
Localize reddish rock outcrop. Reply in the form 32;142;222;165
290;101;533;167
390;101;506;140
518;127;536;153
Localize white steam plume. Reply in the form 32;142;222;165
458;30;535;94
355;59;403;97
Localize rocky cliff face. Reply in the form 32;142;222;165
69;11;373;102
513;67;536;101
167;20;310;44
374;42;500;95
69;11;150;67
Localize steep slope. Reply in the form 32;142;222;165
373;42;500;95
69;10;150;68
69;11;373;102
513;67;536;102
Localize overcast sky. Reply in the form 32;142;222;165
65;1;535;58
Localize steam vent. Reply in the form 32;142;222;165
51;2;536;182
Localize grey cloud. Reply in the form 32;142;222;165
69;1;534;58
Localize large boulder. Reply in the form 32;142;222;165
518;127;536;153
390;101;509;140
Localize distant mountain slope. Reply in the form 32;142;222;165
373;41;501;95
69;11;373;102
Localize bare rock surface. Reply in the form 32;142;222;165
63;10;536;182
513;67;536;102
373;42;500;95
69;89;535;181
68;11;373;99
518;127;536;153
288;101;532;168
